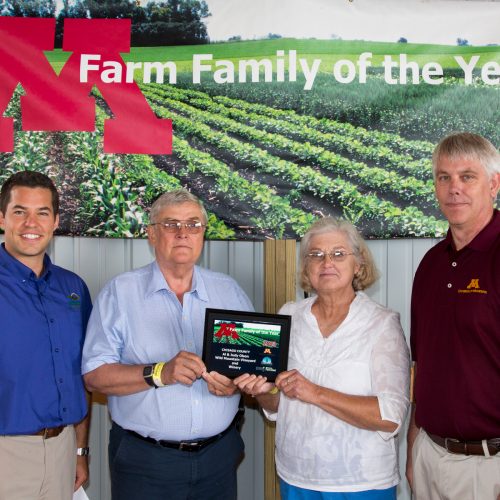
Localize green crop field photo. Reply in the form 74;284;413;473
3;23;498;239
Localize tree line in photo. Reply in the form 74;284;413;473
1;0;211;46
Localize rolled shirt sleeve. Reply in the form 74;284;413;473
82;280;124;374
371;313;410;439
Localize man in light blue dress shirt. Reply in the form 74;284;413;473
82;190;253;500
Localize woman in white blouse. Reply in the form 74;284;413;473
234;217;410;500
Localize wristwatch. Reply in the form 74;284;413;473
77;447;90;456
143;364;157;388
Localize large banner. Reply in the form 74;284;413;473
0;0;498;239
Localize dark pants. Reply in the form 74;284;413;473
109;422;244;500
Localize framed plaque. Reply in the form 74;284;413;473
202;308;291;382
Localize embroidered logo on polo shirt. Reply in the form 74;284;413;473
466;279;480;289
458;279;487;294
67;292;82;308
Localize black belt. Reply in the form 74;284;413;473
126;419;237;452
427;432;500;456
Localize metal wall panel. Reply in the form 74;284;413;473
2;235;439;500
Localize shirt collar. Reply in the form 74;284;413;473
445;209;499;253
146;261;209;302
0;243;52;281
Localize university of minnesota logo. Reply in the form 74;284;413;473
466;279;480;289
458;278;487;294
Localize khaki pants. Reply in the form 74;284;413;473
412;428;500;500
0;425;76;500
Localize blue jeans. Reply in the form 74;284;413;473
280;479;397;500
109;422;244;500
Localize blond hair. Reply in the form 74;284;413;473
299;217;379;293
432;132;499;180
149;189;208;224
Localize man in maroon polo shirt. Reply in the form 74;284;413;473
406;132;500;500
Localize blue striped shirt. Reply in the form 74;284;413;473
82;261;253;440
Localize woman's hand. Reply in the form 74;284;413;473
277;370;399;433
276;369;319;404
233;373;274;397
234;373;280;412
203;371;239;397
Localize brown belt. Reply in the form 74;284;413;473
427;432;500;456
32;425;66;439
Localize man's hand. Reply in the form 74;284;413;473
74;456;89;491
203;371;239;396
406;458;413;492
161;351;206;386
406;403;418;492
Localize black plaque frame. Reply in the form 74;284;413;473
202;308;291;382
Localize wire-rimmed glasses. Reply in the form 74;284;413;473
150;220;206;234
307;250;354;263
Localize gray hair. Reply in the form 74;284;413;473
432;132;499;180
149;189;208;224
299;217;379;293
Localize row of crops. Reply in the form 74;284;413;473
214;331;273;347
187;73;499;147
140;83;448;238
0;88;234;238
1;82;450;239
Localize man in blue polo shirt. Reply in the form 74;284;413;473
406;133;500;500
0;171;92;500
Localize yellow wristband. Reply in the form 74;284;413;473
152;362;166;387
268;386;279;395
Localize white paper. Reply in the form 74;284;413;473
73;487;90;500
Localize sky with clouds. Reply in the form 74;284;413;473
204;0;500;45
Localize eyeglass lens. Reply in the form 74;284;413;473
308;250;351;262
159;220;204;233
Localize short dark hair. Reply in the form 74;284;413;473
0;171;59;216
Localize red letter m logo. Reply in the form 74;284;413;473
0;17;171;154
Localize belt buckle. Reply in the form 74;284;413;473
179;441;198;452
491;439;500;452
444;437;460;453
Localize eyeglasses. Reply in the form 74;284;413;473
150;220;206;234
307;250;354;262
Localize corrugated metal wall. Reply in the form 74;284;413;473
40;236;439;499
